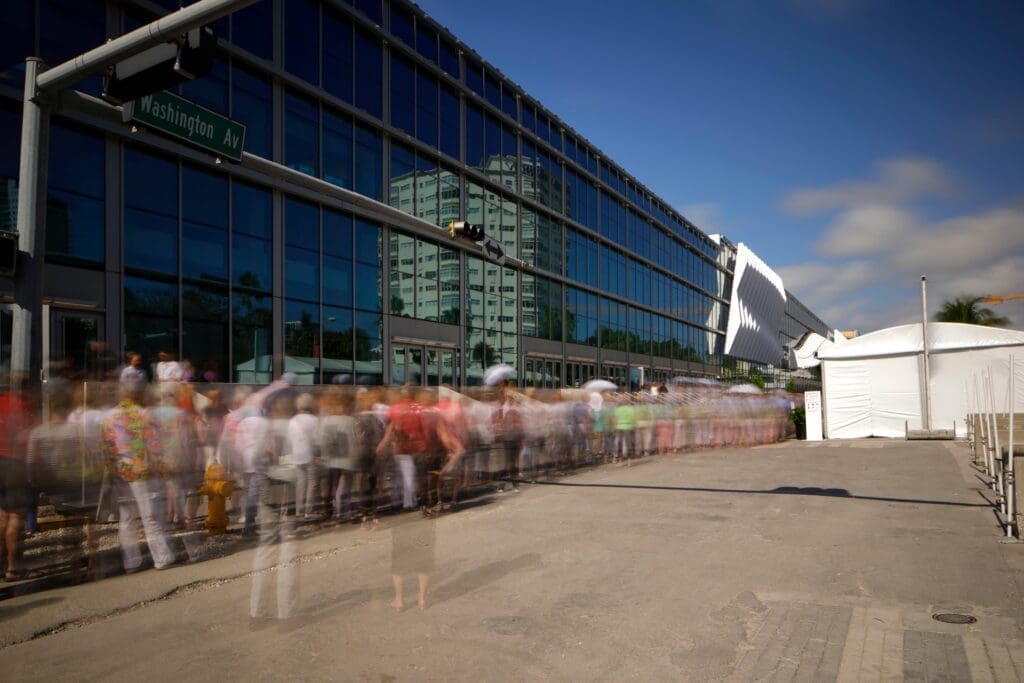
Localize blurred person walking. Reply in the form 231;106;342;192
288;393;321;518
320;388;358;521
377;386;427;511
103;380;176;572
0;383;32;580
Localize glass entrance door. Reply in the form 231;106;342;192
49;309;105;379
392;342;459;387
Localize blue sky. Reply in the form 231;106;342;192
419;0;1024;332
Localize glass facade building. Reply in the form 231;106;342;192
0;0;830;388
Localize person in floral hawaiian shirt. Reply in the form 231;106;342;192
103;379;176;572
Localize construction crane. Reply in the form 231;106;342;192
982;293;1024;305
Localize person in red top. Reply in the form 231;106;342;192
0;384;33;581
377;386;427;511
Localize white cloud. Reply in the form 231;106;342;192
816;204;919;257
777;158;1024;332
782;157;957;215
679;202;723;235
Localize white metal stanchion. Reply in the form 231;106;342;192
974;374;983;471
989;371;1004;504
1008;355;1016;537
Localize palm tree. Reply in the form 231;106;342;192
934;296;1010;327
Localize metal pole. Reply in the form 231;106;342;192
1008;355;1016;537
983;372;994;482
975;374;985;466
11;57;49;387
35;0;261;94
920;276;932;431
989;370;1003;498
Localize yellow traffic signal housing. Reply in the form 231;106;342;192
449;221;484;242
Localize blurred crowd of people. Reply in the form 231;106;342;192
0;361;798;585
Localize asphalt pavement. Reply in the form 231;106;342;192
2;439;1023;681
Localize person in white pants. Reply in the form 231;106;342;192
288;394;321;518
103;380;175;572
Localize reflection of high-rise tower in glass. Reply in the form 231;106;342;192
0;179;17;232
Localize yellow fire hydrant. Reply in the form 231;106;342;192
198;463;234;535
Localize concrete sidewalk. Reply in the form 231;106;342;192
3;439;1024;680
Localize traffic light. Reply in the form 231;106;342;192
448;220;485;242
103;26;218;105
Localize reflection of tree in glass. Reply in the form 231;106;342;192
440;307;459;325
355;316;382;362
390;293;406;316
472;340;497;367
286;310;318;357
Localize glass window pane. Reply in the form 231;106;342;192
323;209;353;258
40;0;104;95
416;72;438;148
231;1;272;60
47;124;104;263
124;276;178;363
390;3;414;46
323;109;353;189
181;56;228;114
286;197;319;247
50;125;103;199
354;125;382;200
323;9;353;103
232;234;272;292
440;38;459;79
439;85;460;160
322;305;354;383
284;299;320;384
415;154;438;224
355;0;382;24
389;143;415;214
465;103;484;170
439;168;460;228
390;55;415;135
354;28;382;119
439;246;460;325
285;0;320;85
466;60;483;97
485;73;501;110
183;222;228;282
416;22;437;64
354;310;382;384
232;181;272;239
286;246;319;303
286;92;319;176
183;165;227;227
355;263;381;311
46;190;104;263
323;255;353;308
125;208;177;275
182;284;228;380
232;66;272;158
355;219;381;265
0;0;33;84
415;239;438;321
125;147;177;216
502;88;517;120
233;291;272;383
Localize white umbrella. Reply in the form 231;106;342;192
582;379;618;393
483;363;516;386
728;383;762;394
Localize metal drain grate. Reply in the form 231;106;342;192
932;613;977;625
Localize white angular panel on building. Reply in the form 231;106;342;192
723;243;787;365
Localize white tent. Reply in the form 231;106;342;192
816;323;1024;439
